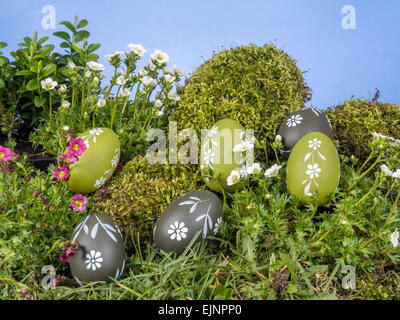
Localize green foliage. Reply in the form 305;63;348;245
0;155;88;299
0;16;101;140
171;43;311;159
94;155;204;246
326;99;400;161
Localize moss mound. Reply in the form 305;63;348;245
326;99;400;160
94;155;203;245
171;43;311;156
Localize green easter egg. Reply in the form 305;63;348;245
68;128;120;194
286;132;340;205
200;119;245;193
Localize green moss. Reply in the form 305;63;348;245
94;155;203;245
171;43;311;159
326;99;400;160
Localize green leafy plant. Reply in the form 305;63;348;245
0;16;101;141
326;98;400;161
30;42;185;161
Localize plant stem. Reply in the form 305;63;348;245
358;151;374;173
383;187;400;229
347;153;382;191
49;93;52;119
355;178;380;207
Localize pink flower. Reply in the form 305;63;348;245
0;146;11;162
60;253;69;263
66;249;75;258
53;167;69;180
68;138;86;157
60;152;77;165
70;194;88;212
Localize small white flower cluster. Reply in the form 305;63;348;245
381;164;400;178
227;163;282;186
87;61;105;71
370;132;400;147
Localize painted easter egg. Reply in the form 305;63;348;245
68;128;120;194
286;132;340;205
278;107;332;158
153;190;223;253
200;119;248;193
69;213;126;285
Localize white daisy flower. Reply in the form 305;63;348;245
61;100;70;108
141;76;157;87
116;75;127;86
121;88;131;97
86;61;105;71
168;92;181;102
41;78;58;91
275;135;282;141
59;84;67;93
148;60;156;71
381;164;393;177
168;221;188;241
150;49;169;64
391;228;399;248
164;74;176;83
227;169;241;186
97;98;106;108
157;110;164;117
154;99;163;108
63;125;70;131
306;163;321;179
126;43;147;57
85;70;92;78
247;163;262;175
85;250;103;271
264;164;282;178
233;140;254;152
105;51;124;61
138;68;148;77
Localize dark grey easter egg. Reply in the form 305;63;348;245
277;107;332;158
69;213;126;285
153;190;223;253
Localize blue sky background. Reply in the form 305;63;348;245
1;0;399;110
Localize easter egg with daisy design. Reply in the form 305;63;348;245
200;119;254;193
286;132;340;205
69;213;126;285
278;107;332;158
66;128;120;194
153;190;223;253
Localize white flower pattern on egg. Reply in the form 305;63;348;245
168;221;188;241
85;250;103;271
306;164;321;179
286;115;303;127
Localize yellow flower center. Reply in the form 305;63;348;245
0;152;4;159
73;144;80;152
232;176;239;183
74;200;83;208
58;171;65;177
